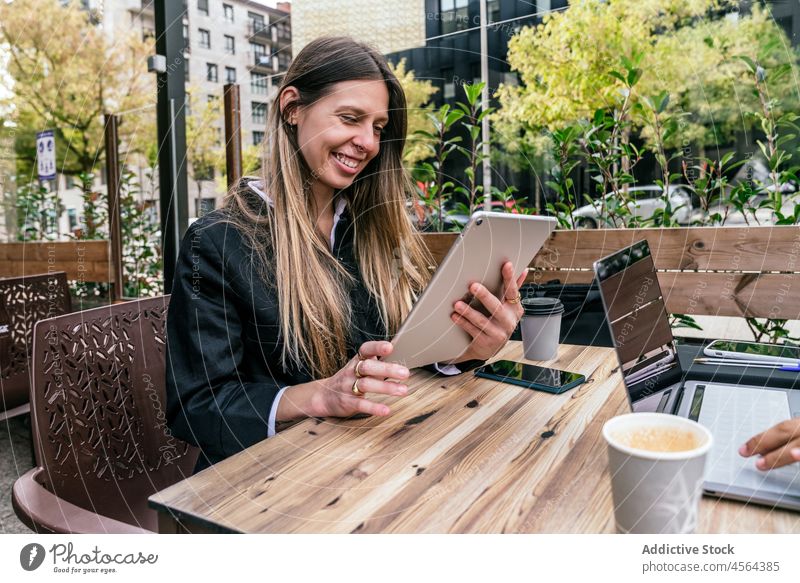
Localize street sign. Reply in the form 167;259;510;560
36;129;56;181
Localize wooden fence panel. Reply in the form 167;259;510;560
420;227;800;319
533;226;800;272
0;241;113;282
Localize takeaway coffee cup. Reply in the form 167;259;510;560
520;297;564;361
602;413;713;534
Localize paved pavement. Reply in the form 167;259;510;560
0;417;34;533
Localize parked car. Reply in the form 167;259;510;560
571;185;693;228
442;199;521;227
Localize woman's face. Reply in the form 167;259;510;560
289;79;390;198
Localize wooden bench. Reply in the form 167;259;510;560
421;226;800;320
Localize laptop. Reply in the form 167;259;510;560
593;239;800;511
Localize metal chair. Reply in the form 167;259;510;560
12;295;198;533
0;272;71;421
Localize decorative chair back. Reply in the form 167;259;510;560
29;295;198;530
0;272;71;417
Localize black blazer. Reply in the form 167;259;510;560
165;192;397;471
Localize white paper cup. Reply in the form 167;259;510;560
602;413;713;534
520;297;564;361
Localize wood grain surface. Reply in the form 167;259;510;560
422;226;800;272
0;240;113;282
149;343;800;534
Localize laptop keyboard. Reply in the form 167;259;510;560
698;385;800;496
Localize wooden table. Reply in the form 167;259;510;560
149;342;800;533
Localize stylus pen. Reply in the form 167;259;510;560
693;358;800;372
694;357;800;366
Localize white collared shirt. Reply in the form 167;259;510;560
248;180;347;251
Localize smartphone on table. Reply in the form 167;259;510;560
703;340;800;365
474;360;586;394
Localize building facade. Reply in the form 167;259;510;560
290;0;426;55
22;0;293;240
105;0;292;218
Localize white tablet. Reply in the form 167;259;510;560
385;211;557;369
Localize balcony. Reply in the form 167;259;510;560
249;52;277;74
248;20;272;42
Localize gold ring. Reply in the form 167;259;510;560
352;379;363;396
506;293;522;304
355;359;366;378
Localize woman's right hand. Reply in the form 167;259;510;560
313;341;410;418
277;341;410;422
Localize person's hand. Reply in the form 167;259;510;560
450;261;526;363
312;341;410;418
739;418;800;470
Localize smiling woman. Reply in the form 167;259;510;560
165;37;521;472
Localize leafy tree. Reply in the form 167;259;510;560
0;0;154;179
185;90;224;204
494;0;798;161
216;143;263;191
388;59;438;168
14;181;63;241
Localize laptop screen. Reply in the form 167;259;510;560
594;240;684;410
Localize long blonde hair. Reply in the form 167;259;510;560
221;37;432;378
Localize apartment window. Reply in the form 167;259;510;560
278;52;290;69
249;11;265;31
251;72;268;94
442;68;455;100
197;0;208;15
199;28;210;49
184;94;191;117
252;101;267;124
276;21;290;40
195;197;216;217
223;3;234;22
225;35;235;54
184;58;190;82
441;0;469;35
252;130;265;146
487;0;500;23
251;41;269;67
250;41;267;57
182;24;190;51
207;95;218;104
225;66;236;84
206;62;218;82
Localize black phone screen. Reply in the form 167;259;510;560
475;360;584;388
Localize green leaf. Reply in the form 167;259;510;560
444;109;465;127
463;82;485;105
627;68;642;87
608;70;627;84
737;55;757;73
657;91;670;114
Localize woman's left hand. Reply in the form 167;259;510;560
450;261;527;362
